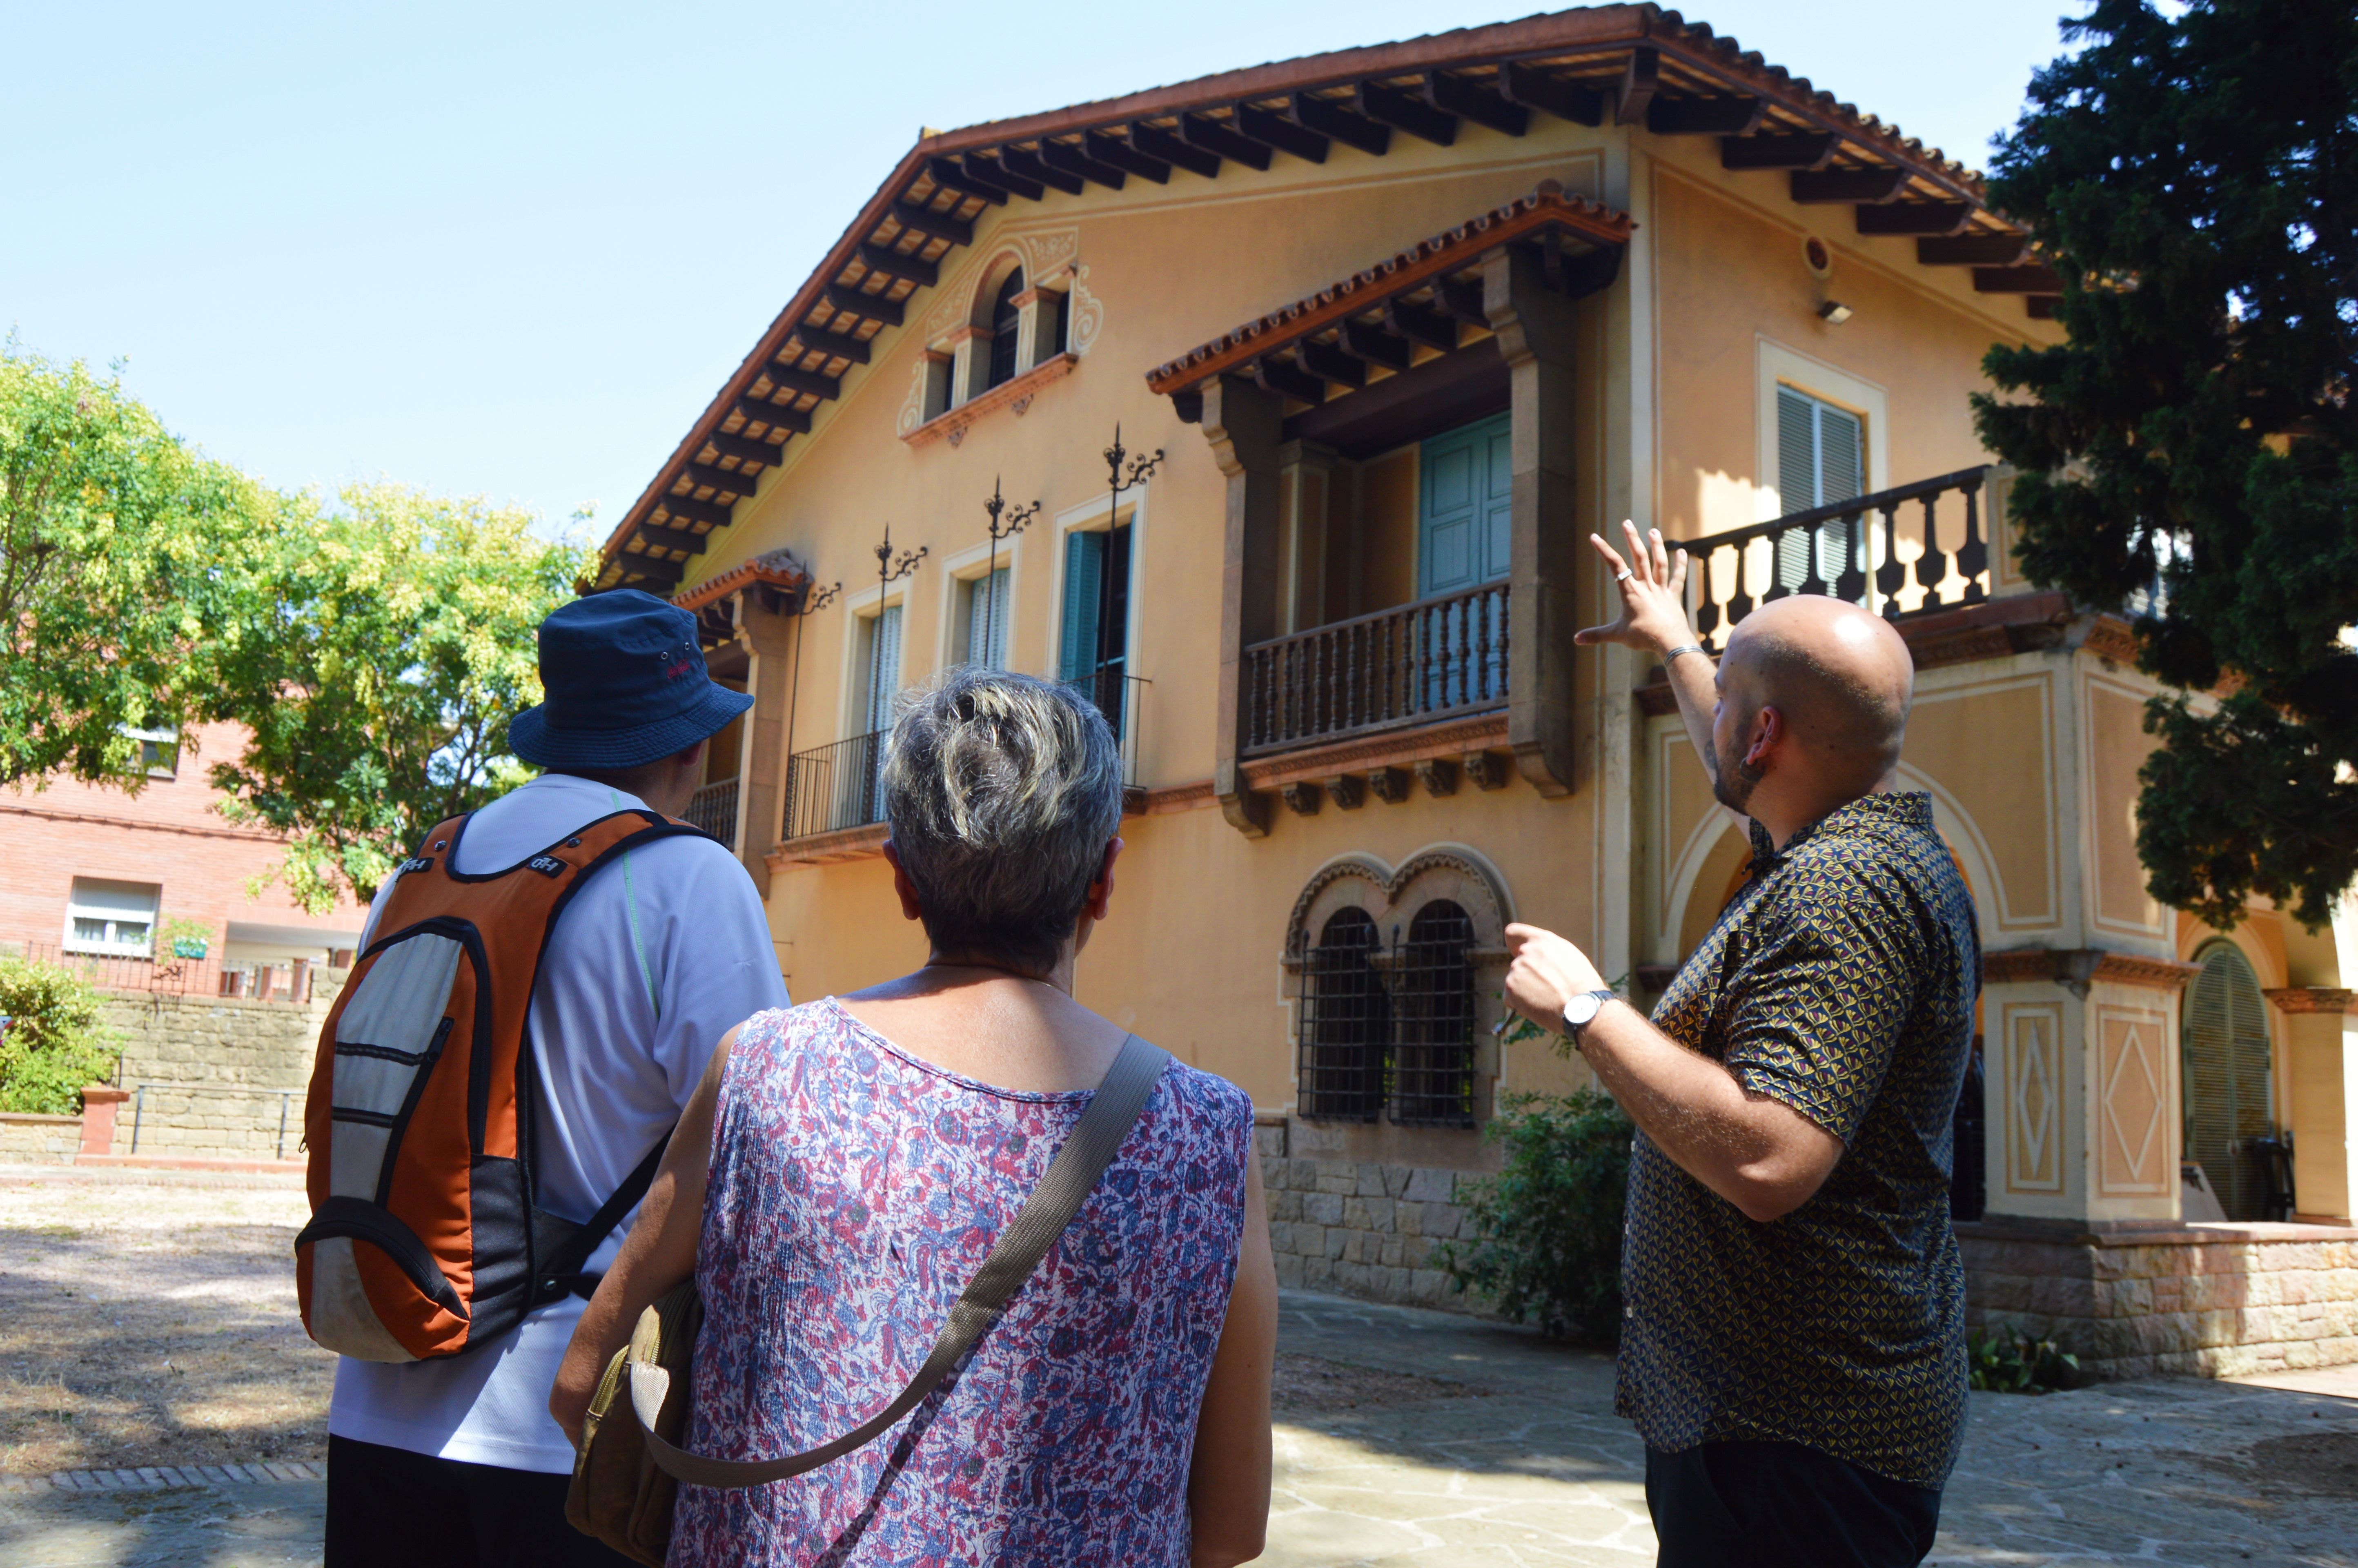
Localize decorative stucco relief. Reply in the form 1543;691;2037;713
895;358;933;438
2097;1004;2171;1196
1068;264;1104;357
920;228;1080;345
2003;1001;2062;1194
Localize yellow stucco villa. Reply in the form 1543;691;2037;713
592;7;2358;1378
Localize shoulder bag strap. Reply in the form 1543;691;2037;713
629;1033;1171;1488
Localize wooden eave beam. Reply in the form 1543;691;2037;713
1289;92;1389;156
1178;111;1271;169
855;241;937;287
757;363;841;400
1500;62;1602;126
732;397;813;434
1341;317;1412;370
964;152;1043;202
1127;120;1220;178
1918;233;2030;265
632;522;708;554
1435;276;1487;325
1087;129;1171;183
1424;71;1527;136
616;552;686;586
1356;80;1454;146
655;493;733;528
1039;137;1126;189
2027;295;2060;320
705;431;782;466
1385;296;1458;352
684;461;757;497
1974;264;2064;293
1721;131;1835;169
820;284;904;327
788;326;871;366
1646;95;1765;136
887;199;972;246
999;146;1084;196
926;156;1009;205
1253;354;1327;404
1297;337;1367;388
1857;201;1973;236
1792;166;1909;204
1232;101;1326;163
1615;46;1658;126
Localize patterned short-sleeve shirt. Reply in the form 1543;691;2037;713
1617;791;1978;1488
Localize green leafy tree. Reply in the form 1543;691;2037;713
0;344;270;788
0;957;120;1115
1439;1085;1634;1345
1973;0;2358;930
206;483;593;913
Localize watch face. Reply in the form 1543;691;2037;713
1564;991;1604;1028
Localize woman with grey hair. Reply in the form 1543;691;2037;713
553;667;1276;1567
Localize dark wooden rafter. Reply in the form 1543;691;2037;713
635;522;708;554
1355;80;1454;146
656;493;733;528
1179;111;1271;169
2027;295;2060;320
1385;296;1458;352
926;156;1009;205
1435;276;1486;325
1973;264;2063;293
1252;354;1327;403
819;283;904;326
964;151;1042;202
684;461;756;497
1087;129;1171;183
755;362;840;400
998;146;1083;196
1615;46;1659;126
1857;201;1973;236
887;199;972;246
1919;233;2031;265
787;326;872;366
1500;62;1602;125
1792;167;1910;204
615;552;686;586
854;241;937;287
732;397;813;434
1128;120;1220;178
705;431;783;466
1340;317;1412;369
1296;337;1367;388
1424;71;1526;136
1232;100;1326;163
1722;132;1837;170
1289;91;1389;156
1647;95;1764;135
1040;137;1126;189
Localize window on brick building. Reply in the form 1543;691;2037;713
65;878;160;958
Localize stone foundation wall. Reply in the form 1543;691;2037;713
98;980;338;1160
1961;1217;2358;1380
0;1112;81;1165
1256;1120;1483;1311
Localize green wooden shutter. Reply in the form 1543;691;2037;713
1059;532;1103;683
2183;944;2275;1221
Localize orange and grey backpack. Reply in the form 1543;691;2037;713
295;807;706;1362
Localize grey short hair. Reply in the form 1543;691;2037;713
881;666;1125;969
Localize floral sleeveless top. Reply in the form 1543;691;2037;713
668;998;1255;1568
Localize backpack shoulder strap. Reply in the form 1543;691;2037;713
629;1034;1172;1488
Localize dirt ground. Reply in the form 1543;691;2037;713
0;1172;329;1476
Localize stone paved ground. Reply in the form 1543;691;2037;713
5;1167;2356;1566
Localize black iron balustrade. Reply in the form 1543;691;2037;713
1680;465;1993;648
784;730;887;841
1243;580;1510;756
683;778;739;844
1071;667;1149;788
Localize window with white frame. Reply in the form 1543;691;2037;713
855;603;905;736
959;568;1011;670
65;878;160;957
121;725;179;779
1775;384;1866;592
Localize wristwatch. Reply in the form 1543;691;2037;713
1561;988;1618;1042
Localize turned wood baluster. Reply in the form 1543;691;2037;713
1726;539;1758;632
1956;482;1988;603
1695;543;1723;646
1475;588;1492;702
1834;512;1868;606
1911;492;1944;608
1874;502;1908;618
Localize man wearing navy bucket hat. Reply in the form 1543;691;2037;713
322;591;790;1568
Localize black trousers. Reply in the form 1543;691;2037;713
1647;1440;1943;1568
326;1434;639;1568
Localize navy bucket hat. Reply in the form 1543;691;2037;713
508;590;754;771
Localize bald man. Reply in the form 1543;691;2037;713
1504;522;1978;1568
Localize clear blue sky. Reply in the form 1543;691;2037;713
3;2;2086;540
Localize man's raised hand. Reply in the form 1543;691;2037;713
1574;519;1696;657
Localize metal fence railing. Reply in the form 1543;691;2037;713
0;941;338;1004
684;777;739;845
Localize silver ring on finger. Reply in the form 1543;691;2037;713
1615;568;1634;583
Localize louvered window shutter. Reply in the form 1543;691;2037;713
866;605;902;734
964;569;1010;669
1777;386;1819;510
2183;945;2275;1221
1819;404;1864;503
1060;532;1104;684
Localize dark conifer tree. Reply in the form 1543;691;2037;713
1975;0;2358;929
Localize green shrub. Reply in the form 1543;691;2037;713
1439;1085;1634;1345
0;957;119;1114
1966;1328;2081;1394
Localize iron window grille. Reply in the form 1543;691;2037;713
1295;900;1478;1129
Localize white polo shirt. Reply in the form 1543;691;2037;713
327;772;789;1473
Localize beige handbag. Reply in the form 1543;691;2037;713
566;1036;1169;1565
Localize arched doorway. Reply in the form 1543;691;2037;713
2182;942;2276;1221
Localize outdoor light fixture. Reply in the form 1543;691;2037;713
1817;299;1855;325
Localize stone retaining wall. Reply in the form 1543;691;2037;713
1961;1217;2358;1380
0;1112;81;1165
1257;1121;1482;1310
98;979;338;1160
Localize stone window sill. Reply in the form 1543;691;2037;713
903;354;1077;449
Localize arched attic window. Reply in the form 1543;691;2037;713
986;267;1025;390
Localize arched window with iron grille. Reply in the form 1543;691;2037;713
986;268;1024;390
2183;942;2275;1221
1392;900;1477;1127
1298;906;1386;1122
